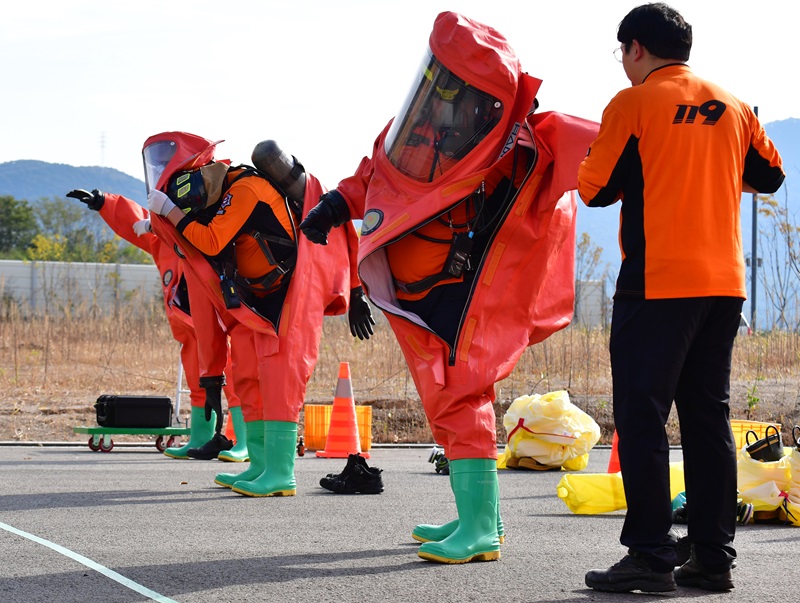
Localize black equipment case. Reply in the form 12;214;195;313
94;395;173;428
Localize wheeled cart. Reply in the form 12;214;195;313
73;425;191;452
72;357;191;453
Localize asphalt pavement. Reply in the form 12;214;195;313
1;444;797;603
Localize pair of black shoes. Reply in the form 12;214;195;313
585;551;733;593
320;453;384;494
187;433;233;460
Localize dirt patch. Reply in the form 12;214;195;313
2;315;799;447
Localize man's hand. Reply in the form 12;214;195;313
348;286;375;340
132;219;152;236
299;190;350;245
147;189;177;217
66;188;105;211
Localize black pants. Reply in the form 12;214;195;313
610;296;742;573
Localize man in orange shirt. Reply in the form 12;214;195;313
578;3;784;593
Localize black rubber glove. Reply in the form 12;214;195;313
348;286;375;340
299;190;350;245
199;376;225;435
66;188;105;211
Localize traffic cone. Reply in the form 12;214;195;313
225;411;235;442
607;430;621;473
316;362;369;459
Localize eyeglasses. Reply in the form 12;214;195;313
613;46;623;63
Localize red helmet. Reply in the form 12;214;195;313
141;131;223;193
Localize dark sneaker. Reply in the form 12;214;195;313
323;463;384;494
674;557;733;591
319;453;369;489
676;536;692;567
675;538;737;571
187;433;233;460
585;554;677;593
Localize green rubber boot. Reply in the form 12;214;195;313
412;471;505;543
232;421;297;497
217;406;249;462
214;420;265;488
164;406;215;459
418;459;501;564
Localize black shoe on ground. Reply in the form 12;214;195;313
676;536;692;567
323;463;384;494
187;433;233;460
675;537;737;570
674;556;733;591
585;554;677;593
319;453;369;489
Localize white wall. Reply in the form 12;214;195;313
0;259;160;315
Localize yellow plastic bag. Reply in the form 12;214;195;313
556;462;686;515
501;390;600;470
737;446;792;513
781;449;800;526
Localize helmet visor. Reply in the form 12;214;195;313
384;50;503;182
143;140;177;194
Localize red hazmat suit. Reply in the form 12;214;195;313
96;193;240;412
150;169;360;423
330;12;600;460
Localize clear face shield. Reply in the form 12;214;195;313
384;50;503;183
142;140;178;194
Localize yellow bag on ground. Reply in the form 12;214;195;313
737;446;792;513
556;462;686;515
781;448;800;526
500;390;600;470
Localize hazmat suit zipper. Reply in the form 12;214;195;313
447;133;539;366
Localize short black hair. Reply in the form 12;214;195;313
617;3;692;61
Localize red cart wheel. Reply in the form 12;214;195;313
88;437;101;452
99;438;114;452
155;436;167;452
166;436;176;448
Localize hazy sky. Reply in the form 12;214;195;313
2;0;796;191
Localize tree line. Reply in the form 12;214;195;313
0;195;151;264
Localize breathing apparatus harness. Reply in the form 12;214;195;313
211;164;302;308
394;139;526;296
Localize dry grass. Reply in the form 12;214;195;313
1;299;799;446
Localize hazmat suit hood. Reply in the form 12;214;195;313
142;131;223;194
383;11;537;186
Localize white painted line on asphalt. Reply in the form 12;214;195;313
0;521;180;603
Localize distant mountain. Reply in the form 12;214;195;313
0;160;145;206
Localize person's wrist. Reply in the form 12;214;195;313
164;205;183;224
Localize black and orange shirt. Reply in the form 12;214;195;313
178;168;295;286
578;64;784;299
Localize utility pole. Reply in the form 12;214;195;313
750;106;758;331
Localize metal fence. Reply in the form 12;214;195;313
0;259;161;316
0;260;611;327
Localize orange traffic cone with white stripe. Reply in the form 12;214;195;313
316;362;369;459
607;429;621;473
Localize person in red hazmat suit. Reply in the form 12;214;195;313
65;186;249;462
299;11;599;564
143;131;371;496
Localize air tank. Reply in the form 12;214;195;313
251;140;306;206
